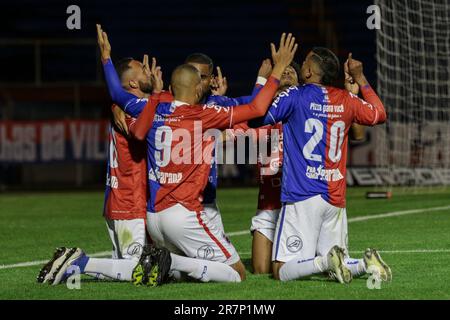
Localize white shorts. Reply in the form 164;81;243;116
250;209;280;242
272;195;348;263
105;218;146;261
147;204;240;265
203;201;225;232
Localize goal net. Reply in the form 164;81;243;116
374;0;450;191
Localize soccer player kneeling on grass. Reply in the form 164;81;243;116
231;62;367;276
37;55;155;284
36;28;298;287
249;48;392;283
101;30;297;285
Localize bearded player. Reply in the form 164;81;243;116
37;55;155;283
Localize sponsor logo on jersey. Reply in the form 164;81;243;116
310;102;345;113
306;165;344;182
202;104;230;113
286;235;303;253
159;172;182;184
272;86;299;109
148;168;182;184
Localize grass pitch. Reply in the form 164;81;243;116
0;187;450;299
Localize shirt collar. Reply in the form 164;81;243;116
173;100;189;107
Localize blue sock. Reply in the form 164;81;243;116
71;254;89;273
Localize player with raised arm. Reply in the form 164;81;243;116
226;62;366;275
250;47;391;283
37;54;157;284
103;28;297;285
41;27;297;287
183;53;271;232
111;53;270;234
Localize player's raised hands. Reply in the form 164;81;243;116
150;57;163;93
143;54;151;78
344;56;359;95
346;53;368;86
96;24;111;63
211;66;228;96
270;33;298;79
257;59;273;79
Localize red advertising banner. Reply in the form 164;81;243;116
0;120;109;163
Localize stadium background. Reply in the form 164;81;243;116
0;0;376;191
1;0;450;301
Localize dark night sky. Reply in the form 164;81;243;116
0;0;376;94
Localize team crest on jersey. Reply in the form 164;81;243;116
127;242;143;257
197;245;215;260
286;235;303;253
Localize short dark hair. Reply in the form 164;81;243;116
310;47;340;86
184;53;214;72
115;57;134;81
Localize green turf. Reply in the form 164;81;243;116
1;187;450;299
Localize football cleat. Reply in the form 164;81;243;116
37;247;72;284
364;248;392;282
327;270;337;281
132;245;171;287
327;245;352;284
49;247;84;285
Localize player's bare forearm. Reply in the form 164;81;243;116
349;123;365;141
354;74;369;87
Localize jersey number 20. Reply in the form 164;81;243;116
302;119;345;163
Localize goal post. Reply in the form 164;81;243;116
373;0;450;192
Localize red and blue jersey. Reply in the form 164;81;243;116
256;122;283;210
103;107;147;220
258;84;386;207
102;58;279;212
146;101;233;212
201;82;264;204
230;120;283;211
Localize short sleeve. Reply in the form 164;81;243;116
261;86;298;125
